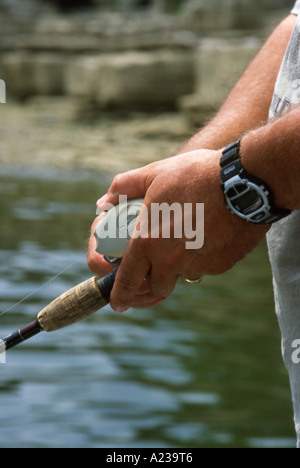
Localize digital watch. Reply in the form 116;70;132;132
220;139;291;225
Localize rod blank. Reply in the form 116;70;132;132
4;320;42;350
2;269;118;351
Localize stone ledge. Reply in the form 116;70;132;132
66;50;195;109
179;37;262;125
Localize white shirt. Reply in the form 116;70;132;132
267;1;300;447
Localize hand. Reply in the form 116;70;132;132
87;149;269;312
87;210;166;310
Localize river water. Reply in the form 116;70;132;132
0;167;296;448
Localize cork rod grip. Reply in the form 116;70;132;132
38;277;109;333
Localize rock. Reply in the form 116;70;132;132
2;53;35;99
2;52;66;98
3;48;195;107
197;38;261;106
65;56;102;101
97;51;195;109
33;54;66;95
179;0;264;31
179;37;261;125
65;50;195;110
0;0;55;21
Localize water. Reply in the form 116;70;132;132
0;167;296;448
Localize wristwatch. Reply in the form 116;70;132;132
220;139;291;225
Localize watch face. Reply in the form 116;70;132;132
221;164;290;225
224;178;270;223
233;185;264;214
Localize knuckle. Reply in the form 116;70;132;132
110;174;123;193
116;273;137;292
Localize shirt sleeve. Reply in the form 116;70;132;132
292;0;300;14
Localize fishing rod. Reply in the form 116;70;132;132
3;270;118;351
2;198;144;352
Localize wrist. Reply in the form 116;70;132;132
240;127;296;212
220;138;291;225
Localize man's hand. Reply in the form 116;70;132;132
87;149;269;312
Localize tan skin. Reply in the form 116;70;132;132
88;14;299;313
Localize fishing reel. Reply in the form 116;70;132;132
3;197;145;352
94;198;144;265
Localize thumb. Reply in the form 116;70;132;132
102;167;150;207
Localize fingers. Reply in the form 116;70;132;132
148;263;179;299
97;167;151;209
91;162;179;312
109;239;180;312
109;244;151;313
128;293;166;310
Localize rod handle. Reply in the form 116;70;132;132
38;276;109;333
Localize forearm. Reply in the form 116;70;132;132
181;15;297;152
241;105;300;212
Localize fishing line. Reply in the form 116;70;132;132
0;260;80;319
1;198;144;351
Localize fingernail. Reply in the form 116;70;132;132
96;194;108;207
114;305;129;314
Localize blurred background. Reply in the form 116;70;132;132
0;0;294;171
0;0;297;448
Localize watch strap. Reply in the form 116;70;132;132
220;139;245;183
220;139;241;168
220;139;291;225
